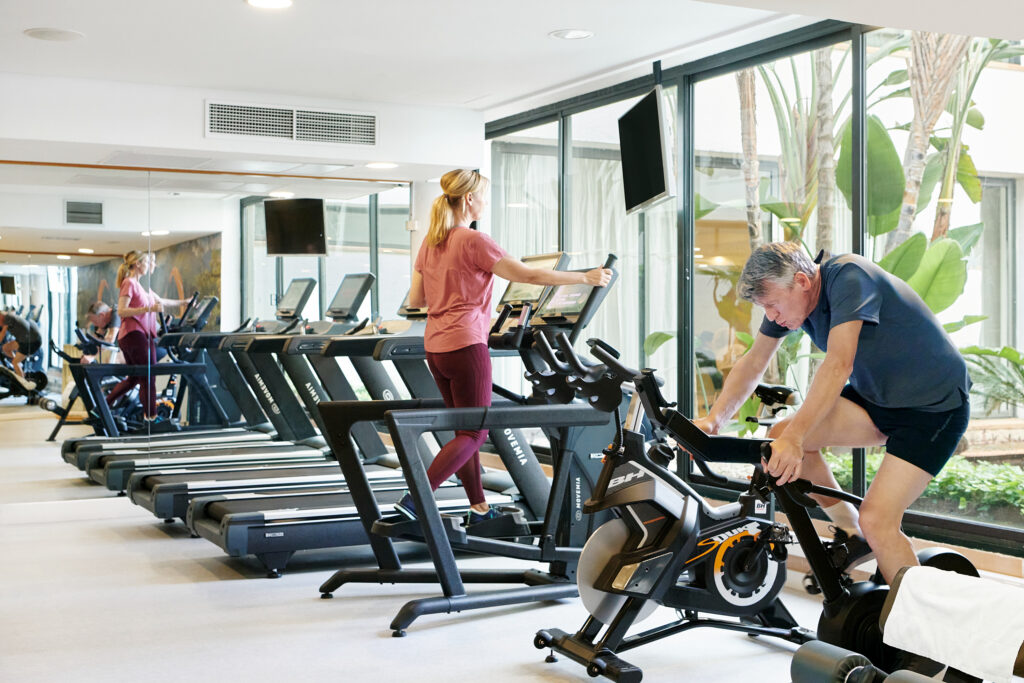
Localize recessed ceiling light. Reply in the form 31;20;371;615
426;177;442;183
548;29;593;40
269;191;295;198
23;27;85;41
245;0;292;8
77;248;94;254
150;230;170;236
366;162;398;170
56;255;71;260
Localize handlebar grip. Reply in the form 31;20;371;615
534;333;571;374
586;341;639;380
603;254;618;270
555;332;591;376
490;304;513;335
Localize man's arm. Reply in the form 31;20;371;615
697;331;784;434
768;319;862;484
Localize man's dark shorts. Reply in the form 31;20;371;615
18;339;42;356
840;385;970;477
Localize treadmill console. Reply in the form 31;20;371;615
275;278;317;320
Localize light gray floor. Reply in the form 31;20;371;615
1;403;829;683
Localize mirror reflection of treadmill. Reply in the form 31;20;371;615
129;283;435;531
179;253;570;576
77;276;360;472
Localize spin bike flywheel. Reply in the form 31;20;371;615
25;371;47;393
577;519;659;624
704;531;785;611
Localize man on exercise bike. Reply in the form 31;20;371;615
692;241;970;586
0;310;43;391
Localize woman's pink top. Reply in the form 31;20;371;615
414;226;507;353
117;277;157;339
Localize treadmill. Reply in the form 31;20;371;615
79;277;374;490
182;255;579;577
59;277;318;459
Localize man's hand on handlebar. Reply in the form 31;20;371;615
763;434;803;486
584;268;613;287
691;415;720;435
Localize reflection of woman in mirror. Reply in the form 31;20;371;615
104;250;188;421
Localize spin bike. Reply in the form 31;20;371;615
535;336;978;682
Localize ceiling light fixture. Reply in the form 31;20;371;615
366;162;398;170
269;191;295;199
77;248;94;254
151;230;170;236
548;28;593;40
56;255;71;260
245;0;293;9
23;27;85;41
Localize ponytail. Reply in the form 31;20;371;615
116;249;144;288
425;169;488;247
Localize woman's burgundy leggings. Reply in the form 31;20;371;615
424;343;492;505
106;330;157;418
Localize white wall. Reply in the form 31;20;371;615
0;72;485;170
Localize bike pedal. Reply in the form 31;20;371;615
802;572;822;595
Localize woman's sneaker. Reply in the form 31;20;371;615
467;507;501;525
394;492;416;520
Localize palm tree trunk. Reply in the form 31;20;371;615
814;49;835;256
885;32;971;254
736;68;763;250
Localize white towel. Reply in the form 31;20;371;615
883;565;1024;683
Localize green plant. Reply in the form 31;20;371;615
961;345;1024;414
825;450;1024;518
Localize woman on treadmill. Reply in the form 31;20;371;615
396;169;611;524
104;250;189;421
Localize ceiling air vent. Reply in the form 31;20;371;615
296;109;376;145
206;101;376;146
65;201;103;225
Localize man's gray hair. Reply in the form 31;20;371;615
737;242;816;302
88;301;111;315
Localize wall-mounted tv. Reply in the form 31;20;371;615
0;276;16;295
617;85;676;215
264;198;327;255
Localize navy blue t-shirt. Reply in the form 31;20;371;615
759;254;969;412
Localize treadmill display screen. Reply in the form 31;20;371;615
278;280;311;312
536;282;593;318
497;254;564;306
328;274;373;318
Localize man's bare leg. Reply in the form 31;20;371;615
859;455;933;584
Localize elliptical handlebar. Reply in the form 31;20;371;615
584;338;640;381
280;317;303;334
554;332;596;377
533;332;573;375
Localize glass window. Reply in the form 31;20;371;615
865;29;1023;531
377;186;412;320
693;44;853;478
323;198;372;320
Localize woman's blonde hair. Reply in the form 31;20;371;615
425;169;489;247
116;250;145;288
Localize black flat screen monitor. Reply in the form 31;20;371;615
0;276;15;295
534;281;594;319
327;273;374;320
496;252;569;309
264;198;327;255
276;278;316;317
618;85;676;215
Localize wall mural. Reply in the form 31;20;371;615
77;234;222;329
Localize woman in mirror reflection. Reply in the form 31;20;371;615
104;250;189;422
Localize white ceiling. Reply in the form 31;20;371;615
700;0;1024;40
0;0;802;114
